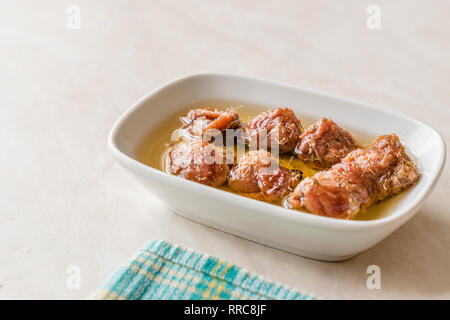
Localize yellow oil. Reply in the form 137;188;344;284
135;99;400;221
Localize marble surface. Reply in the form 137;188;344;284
0;0;449;299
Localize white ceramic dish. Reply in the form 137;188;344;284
108;73;446;261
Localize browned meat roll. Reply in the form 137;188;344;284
228;150;302;201
242;107;303;153
286;134;420;219
181;108;240;138
295;118;359;168
166;140;231;187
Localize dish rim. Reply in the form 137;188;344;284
108;72;447;231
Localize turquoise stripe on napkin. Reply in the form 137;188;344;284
91;239;314;300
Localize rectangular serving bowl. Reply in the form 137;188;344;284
108;73;446;261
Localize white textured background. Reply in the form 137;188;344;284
0;0;449;299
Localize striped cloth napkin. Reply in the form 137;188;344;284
91;239;314;300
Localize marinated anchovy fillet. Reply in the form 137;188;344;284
229;150;302;201
295;118;359;168
181;108;240;138
287;134;420;219
167;140;231;187
242;107;303;153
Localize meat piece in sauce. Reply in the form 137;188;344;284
295;118;359;168
182;108;240;138
167;140;231;187
286;134;420;219
242;107;303;153
228;150;302;201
